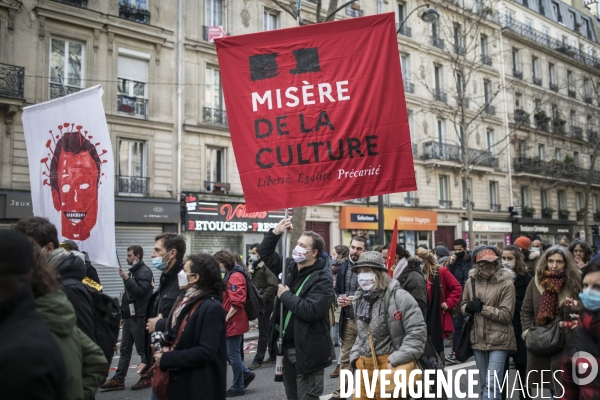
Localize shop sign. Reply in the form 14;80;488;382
115;199;180;223
183;197;290;232
340;207;437;230
462;221;512;233
516;224;573;235
5;193;33;219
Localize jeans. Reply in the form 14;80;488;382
502;358;529;400
473;350;509;400
150;391;159;400
115;317;148;381
331;323;340;347
451;312;465;352
227;334;253;392
254;301;275;364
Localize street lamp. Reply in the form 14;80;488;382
377;4;440;248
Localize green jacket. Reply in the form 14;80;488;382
251;260;278;303
35;290;108;400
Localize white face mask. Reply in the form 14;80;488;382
292;245;308;263
177;270;190;288
529;250;540;260
502;260;515;269
357;272;377;291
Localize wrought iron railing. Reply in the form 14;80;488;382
396;24;412;38
456;97;469;109
568;89;576;98
570;122;584;140
54;0;87;7
404;198;419;207
404;80;414;94
462;201;475;209
117;95;148;118
549;83;558;91
118;2;150;24
454;44;465;56
439;200;453;208
533;77;542;86
585;96;593;104
513;157;600;184
490;204;501;212
203;107;228;126
422;141;499;168
485;104;496;116
345;5;364;17
117;176;149;195
481;55;492;66
587;130;598;143
514;109;530;125
430;36;444;50
412;143;417;155
0;63;24;99
434;89;447;103
204;181;230;193
513;70;523;79
49;83;81;100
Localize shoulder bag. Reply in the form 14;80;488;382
525;308;564;356
454;278;476;362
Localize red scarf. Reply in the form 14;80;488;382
536;270;566;325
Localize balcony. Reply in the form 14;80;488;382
456;97;469;109
204;181;230;194
462;201;474;209
490;204;501;212
430;36;444;50
513;157;600;185
117;95;147;118
570;123;584;140
403;80;414;94
585;96;593;105
404;198;420;207
454;44;465;56
203;107;228;126
533;77;542;86
434;89;447;103
568;89;576;98
396;24;412;38
439;200;453;208
54;0;87;7
514;109;530;126
117;176;149;196
513;70;523;79
549;83;558;92
558;210;570;220
481;55;492;66
552;120;567;135
49;83;81;100
587;130;598;142
0;63;24;99
484;104;496;116
345;4;364;17
422;141;499;168
118;2;150;24
412;143;418;155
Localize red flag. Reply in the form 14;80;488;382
386;220;398;277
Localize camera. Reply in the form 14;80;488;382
151;331;170;352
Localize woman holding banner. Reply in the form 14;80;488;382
349;251;427;399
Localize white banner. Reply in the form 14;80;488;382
22;86;118;267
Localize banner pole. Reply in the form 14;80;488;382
274;207;289;382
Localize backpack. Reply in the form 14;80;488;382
63;278;121;364
230;270;264;321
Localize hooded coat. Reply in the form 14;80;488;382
460;265;517;352
35;290;108;400
47;249;96;342
350;279;427;367
397;262;428;319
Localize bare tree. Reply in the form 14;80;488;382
271;0;358;24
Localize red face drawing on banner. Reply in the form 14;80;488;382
41;123;106;240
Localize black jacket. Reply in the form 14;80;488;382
145;260;184;364
334;259;357;334
160;291;227;400
121;260;154;319
82;252;101;284
260;230;334;375
398;263;428;319
447;252;473;288
57;253;96;342
512;272;533;364
0;290;67;400
251;259;278;303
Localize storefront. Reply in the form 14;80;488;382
512;220;575;246
0;191;34;228
182;196;291;260
462;220;513;250
339;206;437;255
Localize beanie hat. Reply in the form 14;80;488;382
514;236;531;249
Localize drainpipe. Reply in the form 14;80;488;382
498;22;514;208
176;0;184;234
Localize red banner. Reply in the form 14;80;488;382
215;13;416;212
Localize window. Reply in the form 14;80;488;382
434;64;444;101
584;78;592;101
515;92;523;109
119;0;149;23
576;192;584;211
432;19;440;39
542;27;550;45
569;11;576;30
552;2;562;22
538;0;545;15
206;146;226;185
587;115;594;133
117;138;147;195
570;110;577;129
552;104;559;121
456;72;464;100
484;80;492;105
594;194;600;213
567;70;575;91
525;19;533;38
549;63;556;88
487;130;496;154
117;53;149;118
489;181;499;210
439;175;450;207
574;151;580;166
205;0;222;26
397;2;406;23
437;119;446;143
539;144;546;160
454;24;464;55
532;56;540;82
558;190;567;210
204;66;225;124
518;141;527;158
541;189;549;209
481;34;490;65
263;12;278;31
521;186;530;207
404;190;415;206
584;19;592;39
555;147;562;160
50;38;84;100
400;54;411;82
512;48;521;73
534;98;542;111
505;10;514;27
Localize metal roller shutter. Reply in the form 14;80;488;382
0;223;13;230
190;231;244;256
95;225;163;298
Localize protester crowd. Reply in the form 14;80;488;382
1;215;600;400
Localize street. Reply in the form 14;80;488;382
97;330;556;400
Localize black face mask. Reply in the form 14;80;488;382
522;248;530;258
455;251;465;259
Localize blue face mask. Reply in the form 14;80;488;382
579;287;600;311
151;252;169;271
